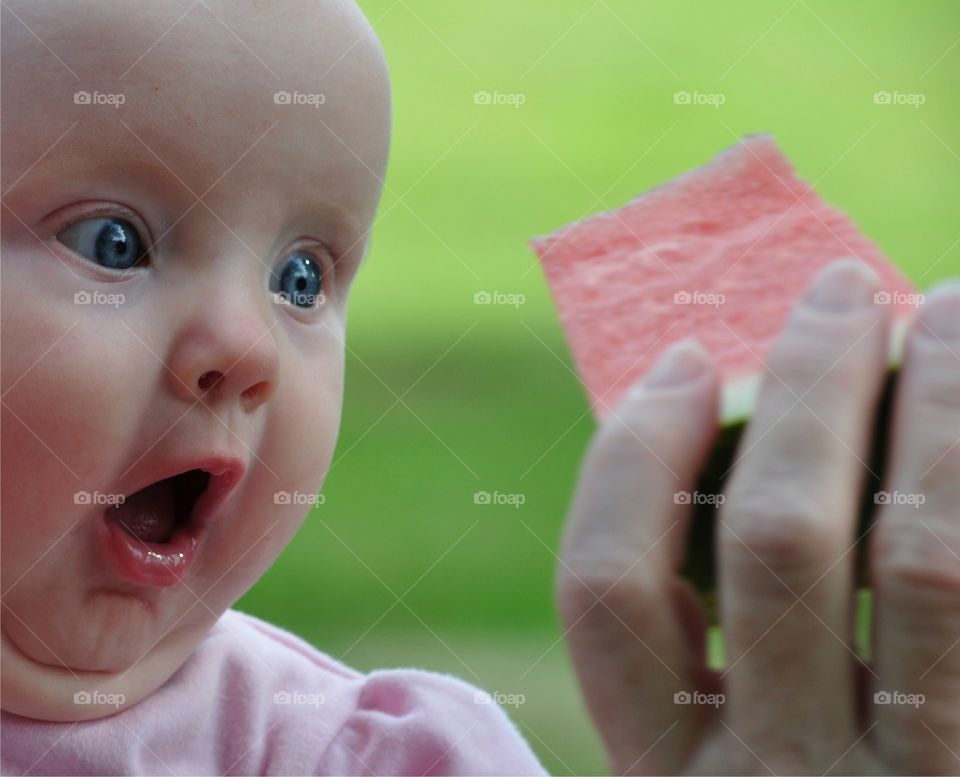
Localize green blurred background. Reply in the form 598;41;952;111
237;1;960;772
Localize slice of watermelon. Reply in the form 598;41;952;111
530;134;918;597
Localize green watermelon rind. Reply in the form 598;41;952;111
686;317;910;618
718;316;909;426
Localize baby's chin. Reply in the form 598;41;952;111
0;606;219;722
1;517;227;675
0;509;301;721
8;587;190;671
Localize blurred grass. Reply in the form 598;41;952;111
237;1;959;772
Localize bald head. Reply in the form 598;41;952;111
2;0;391;261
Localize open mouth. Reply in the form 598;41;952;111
105;469;211;545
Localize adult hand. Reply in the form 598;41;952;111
556;260;960;775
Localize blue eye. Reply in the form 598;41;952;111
271;251;324;309
56;217;148;270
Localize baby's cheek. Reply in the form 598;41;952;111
1;309;146;543
7;321;141;468
278;348;344;486
193;345;344;601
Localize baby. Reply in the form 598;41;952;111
3;1;959;776
0;0;545;773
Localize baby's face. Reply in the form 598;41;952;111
0;0;389;721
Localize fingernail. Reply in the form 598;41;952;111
644;339;711;390
918;279;960;342
803;258;880;313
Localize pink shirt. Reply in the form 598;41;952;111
1;609;547;775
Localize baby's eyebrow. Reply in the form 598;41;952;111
303;197;362;235
7;151;181;201
305;199;367;255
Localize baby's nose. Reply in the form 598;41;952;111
167;314;278;413
196;368;273;413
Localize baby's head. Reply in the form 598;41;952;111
0;0;390;721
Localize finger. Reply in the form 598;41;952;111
718;260;890;759
871;280;960;775
557;339;721;775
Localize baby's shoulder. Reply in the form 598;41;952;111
195;607;364;690
162;609;546;775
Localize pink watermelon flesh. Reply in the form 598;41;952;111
530;134;917;419
531;134;918;602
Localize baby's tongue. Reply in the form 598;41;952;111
107;479;177;544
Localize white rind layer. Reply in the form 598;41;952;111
719;315;911;427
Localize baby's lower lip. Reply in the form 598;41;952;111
100;515;200;587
